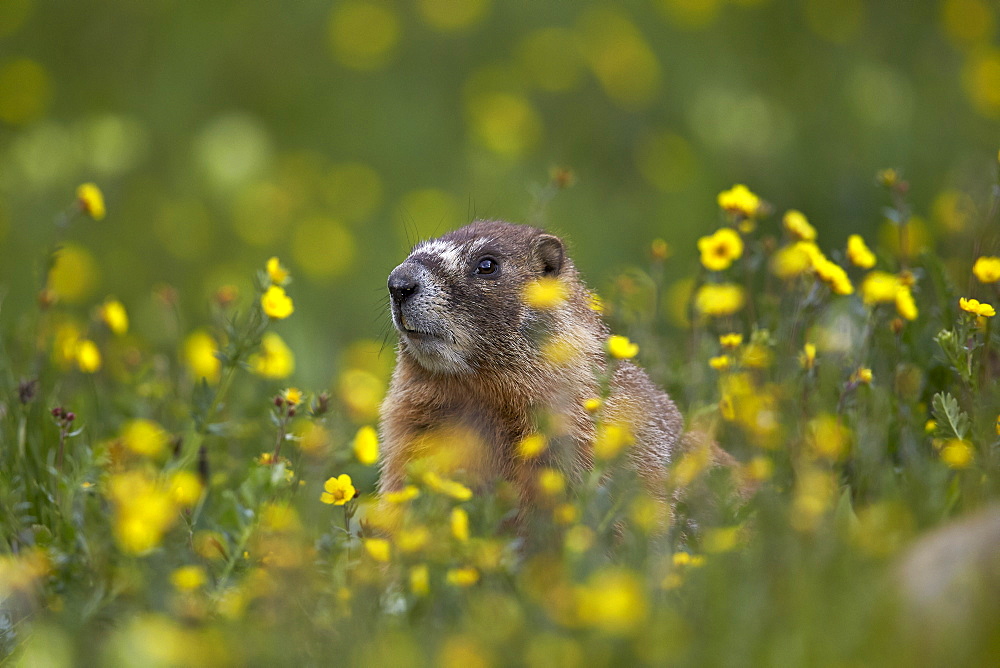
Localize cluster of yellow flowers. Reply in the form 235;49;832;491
261;257;294;319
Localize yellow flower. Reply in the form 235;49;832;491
170;565;208;592
924;419;937;434
422;472;473;501
782;210;816;241
860;271;900;304
959;297;996;317
607;335;639;359
397;526;431;553
384;485;420;503
813;258;853;295
697;227;744;271
995;414;1000;437
74;339;102;373
895;285;918;321
846;234;876;269
744;456;774;481
537;468;566;496
588;292;604;313
694;283;746;317
852;367;873;385
940;439;973;469
353;426;379;465
281;387;303;406
261;285;294;319
120;418;169;457
770;242;816;279
575;569;647;635
445;566;479;587
364;538;391;562
972;256;1000;283
76;183;106;220
266;256;290;285
451;507;470;542
99;298;129;335
166;470;203;507
650;238;671;260
717;184;761;218
250;332;295;378
183;330;221;384
583;397;602;413
800;343;817;370
708;355;731;371
410;564;430;596
523;277;569;309
321;474;356;505
807;414;851;461
594;422;632;460
719;333;742;349
517;433;547;459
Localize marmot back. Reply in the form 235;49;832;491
379;220;691;504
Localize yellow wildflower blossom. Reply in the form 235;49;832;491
523;277;569;309
261;285;294;319
697;227;744;271
166;470;203;507
74;339;102;373
575;569;647;635
250;332;295;378
183;330;221;384
517;433;547;459
972;256;1000;283
537;468;566;496
959;297;996;317
650;238;671;260
813;258;853;295
397;526;431;553
170;565;208;592
76;183;106;220
846;234;876;268
708;355;731;371
281;387;303;406
410;564;430;596
852;367;873;385
744;456;774;481
583;397;602;413
995;414;999;436
607;335;639;359
120;418;169;457
807;414;851;461
266;256;290;285
770;242;816;279
694;283;746;317
364;538;391;562
353;426;379;465
717;184;761;218
940;439;973;469
384;485;420;503
594;422;632;460
321;474;356;505
719;333;743;349
422;472;473;501
99;298;129;335
782;210;816;241
860;271;900;304
895;285;918;321
446;566;479;587
451;507;470;542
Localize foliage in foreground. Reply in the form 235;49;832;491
1;173;999;667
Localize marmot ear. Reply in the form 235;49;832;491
531;234;564;276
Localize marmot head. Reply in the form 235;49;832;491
387;220;581;375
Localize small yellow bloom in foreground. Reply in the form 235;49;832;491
523;277;569;309
446;566;480;587
770;242;816;279
852;367;873;385
607;335;638;359
166;470;204;507
744;456;774;481
120;418;169;457
940;439;973;469
650;238;671;260
583;397;602;413
517;433;547;459
575;569;647;635
972;256;1000;283
783;210;816;241
266;256;290;285
422;472;473;501
995;414;1000;436
353;425;379;465
537;468;565;496
694;283;746;317
846;235;876;269
924;419;937;434
717;184;761;218
860;271;900;304
451;507;470;542
281;387;304;406
895;286;918;321
76;183;106;220
261;285;294;319
959;297;996;317
384;485;420;503
704;526;742;553
719;333;743;349
697;227;744;271
321;474;356;505
184;330;221;384
364;538;391;562
594;422;632;460
250;332;295;378
800;343;817;370
99;298;129;335
74;339;102;373
708;355;731;371
410;564;430;596
170;565;208;592
813;258;853;295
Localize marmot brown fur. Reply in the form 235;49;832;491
379;220;726;508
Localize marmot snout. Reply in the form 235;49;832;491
379;220;712;508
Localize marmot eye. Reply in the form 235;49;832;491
475;257;499;275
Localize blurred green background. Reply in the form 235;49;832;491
1;0;997;388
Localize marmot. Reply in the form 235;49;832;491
379;220;723;508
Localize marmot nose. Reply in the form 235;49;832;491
388;265;420;303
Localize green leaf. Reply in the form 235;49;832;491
931;391;970;440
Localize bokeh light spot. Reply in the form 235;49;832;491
634;131;698;192
328;1;400;70
395;189;462;243
577;8;661;110
654;0;722;30
194;113;273;193
154;200;215;261
416;0;491;33
291;216;355;280
0;58;52;125
323;162;383;225
516;28;583;93
467;92;543;158
804;0;864;44
48;243;99;304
